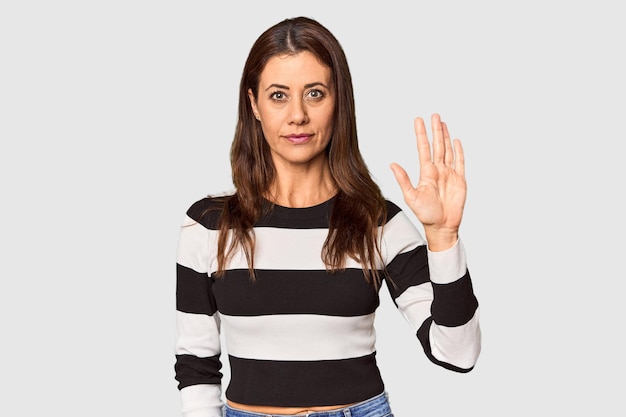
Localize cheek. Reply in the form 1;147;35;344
261;116;281;133
322;101;335;125
260;118;283;142
321;108;335;131
259;106;284;124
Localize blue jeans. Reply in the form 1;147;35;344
223;391;394;417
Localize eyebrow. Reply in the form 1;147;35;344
264;82;329;91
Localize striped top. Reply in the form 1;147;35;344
174;195;481;417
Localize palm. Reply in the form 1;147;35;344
391;114;466;231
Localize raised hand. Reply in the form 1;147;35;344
390;114;466;251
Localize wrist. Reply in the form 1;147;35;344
424;227;459;252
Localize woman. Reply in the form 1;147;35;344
174;16;480;417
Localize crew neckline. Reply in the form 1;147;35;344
263;194;337;218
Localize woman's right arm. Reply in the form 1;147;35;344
174;206;224;417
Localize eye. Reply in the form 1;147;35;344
270;91;287;101
306;89;325;100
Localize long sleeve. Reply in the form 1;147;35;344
420;240;481;371
174;208;224;417
383;205;481;372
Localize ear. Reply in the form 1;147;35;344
248;88;260;120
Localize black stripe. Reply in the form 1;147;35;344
257;197;402;229
384;245;429;299
187;197;223;229
431;272;479;326
226;353;384;406
185;197;403;230
417;318;474;373
256;198;333;229
175;354;223;389
177;264;217;315
385;200;402;221
212;268;379;316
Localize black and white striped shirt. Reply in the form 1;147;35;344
175;195;480;417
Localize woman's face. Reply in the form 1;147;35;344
248;51;335;170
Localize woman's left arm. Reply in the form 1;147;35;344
390;114;481;371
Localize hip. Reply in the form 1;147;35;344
223;391;394;417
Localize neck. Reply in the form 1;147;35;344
267;159;337;208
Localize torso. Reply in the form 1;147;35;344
180;196;419;408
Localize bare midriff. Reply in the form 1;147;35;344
226;400;356;415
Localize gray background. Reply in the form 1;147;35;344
2;1;624;415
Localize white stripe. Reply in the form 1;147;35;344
180;384;223;416
223;227;367;270
430;309;481;369
427;239;467;284
394;281;433;331
221;313;376;361
176;216;214;273
381;211;426;265
175;311;221;357
246;227;333;270
177;209;428;273
228;212;427;271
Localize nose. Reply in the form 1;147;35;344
288;97;308;125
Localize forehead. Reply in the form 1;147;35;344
259;51;331;87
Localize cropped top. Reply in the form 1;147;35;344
174;195;481;417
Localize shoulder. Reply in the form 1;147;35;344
382;199;424;238
381;199;427;253
185;190;235;228
384;199;403;222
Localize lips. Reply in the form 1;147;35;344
284;134;313;144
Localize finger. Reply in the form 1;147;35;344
431;113;444;165
442;121;454;166
390;162;414;194
453;138;465;177
413;117;431;168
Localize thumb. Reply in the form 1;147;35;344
390;163;414;194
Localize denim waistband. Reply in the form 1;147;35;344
223;391;392;417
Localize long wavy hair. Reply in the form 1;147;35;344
214;16;387;286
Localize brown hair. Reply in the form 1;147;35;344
215;16;387;286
